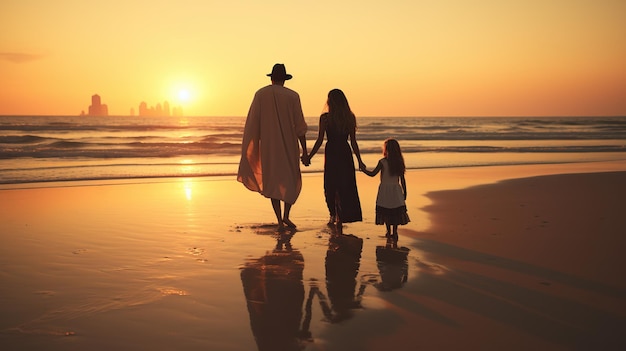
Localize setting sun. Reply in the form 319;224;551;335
178;89;191;102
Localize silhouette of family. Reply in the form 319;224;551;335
237;65;413;349
237;63;410;243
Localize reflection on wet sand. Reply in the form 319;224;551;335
240;232;306;351
375;243;410;292
240;227;410;351
317;233;365;323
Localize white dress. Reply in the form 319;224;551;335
375;159;410;225
376;159;406;209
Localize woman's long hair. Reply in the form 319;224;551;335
384;138;405;176
326;89;356;134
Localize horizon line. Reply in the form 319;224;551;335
1;114;625;118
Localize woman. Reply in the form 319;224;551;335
309;89;365;233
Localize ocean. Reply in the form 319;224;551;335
1;115;625;185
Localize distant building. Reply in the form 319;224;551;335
138;100;181;117
88;94;108;116
139;101;149;116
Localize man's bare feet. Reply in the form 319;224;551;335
283;218;296;228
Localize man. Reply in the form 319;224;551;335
237;63;309;231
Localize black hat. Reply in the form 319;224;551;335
267;63;292;80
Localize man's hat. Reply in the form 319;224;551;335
267;63;292;80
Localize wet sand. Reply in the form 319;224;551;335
1;161;625;350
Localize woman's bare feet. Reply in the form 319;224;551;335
327;215;335;226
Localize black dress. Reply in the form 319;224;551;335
323;116;363;223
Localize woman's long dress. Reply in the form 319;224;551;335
324;123;362;223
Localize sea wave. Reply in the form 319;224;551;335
0;135;51;144
2;115;625;185
2;141;625;160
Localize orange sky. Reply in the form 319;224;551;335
1;0;625;117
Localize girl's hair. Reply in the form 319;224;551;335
384;138;405;176
326;89;356;133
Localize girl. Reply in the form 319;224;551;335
308;89;365;234
361;138;409;240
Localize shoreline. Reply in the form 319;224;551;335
1;161;625;350
3;158;625;191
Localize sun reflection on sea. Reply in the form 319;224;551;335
182;178;193;201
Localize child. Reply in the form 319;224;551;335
361;138;410;241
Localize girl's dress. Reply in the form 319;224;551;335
323;114;363;223
375;159;410;225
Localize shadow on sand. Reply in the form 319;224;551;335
404;237;626;349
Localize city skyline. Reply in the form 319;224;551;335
81;94;183;117
137;100;183;117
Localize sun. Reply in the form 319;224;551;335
167;79;201;115
178;89;191;102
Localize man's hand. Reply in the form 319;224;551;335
301;154;310;166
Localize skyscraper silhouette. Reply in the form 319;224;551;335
88;94;108;116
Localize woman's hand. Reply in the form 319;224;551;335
301;153;310;166
358;161;366;172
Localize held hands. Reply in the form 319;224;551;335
301;153;311;167
358;161;367;172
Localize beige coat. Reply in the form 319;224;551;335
237;84;307;204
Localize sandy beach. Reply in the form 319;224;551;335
1;161;625;350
